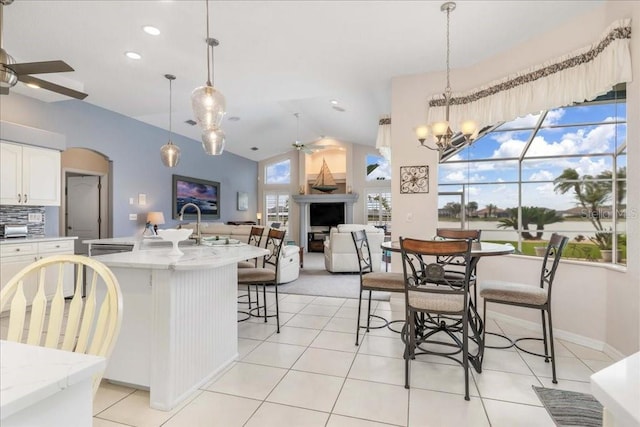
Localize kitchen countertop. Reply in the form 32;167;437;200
591;351;640;426
0;340;105;420
92;243;269;271
0;236;77;245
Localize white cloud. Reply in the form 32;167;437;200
528;170;555;181
542;108;565;126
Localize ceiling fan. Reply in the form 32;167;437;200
290;113;331;154
0;0;88;99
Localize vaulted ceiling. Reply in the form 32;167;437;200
2;1;603;161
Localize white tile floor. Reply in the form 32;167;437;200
92;291;617;427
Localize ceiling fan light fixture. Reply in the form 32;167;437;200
160;74;181;168
202;127;225;155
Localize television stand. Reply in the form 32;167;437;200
308;232;329;253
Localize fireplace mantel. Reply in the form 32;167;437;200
293;193;359;250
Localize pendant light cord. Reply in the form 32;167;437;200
168;78;173;139
205;0;212;86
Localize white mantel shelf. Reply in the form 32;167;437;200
293;194;359;250
292;193;359;204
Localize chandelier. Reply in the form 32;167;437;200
191;0;226;155
416;2;477;154
160;74;181;167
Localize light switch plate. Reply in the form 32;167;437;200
129;214;137;220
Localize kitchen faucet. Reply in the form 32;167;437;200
179;203;202;244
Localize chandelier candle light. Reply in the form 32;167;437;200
191;0;226;155
160;74;181;167
416;2;477;154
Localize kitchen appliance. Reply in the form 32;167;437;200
0;224;28;238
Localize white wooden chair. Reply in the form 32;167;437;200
0;254;123;395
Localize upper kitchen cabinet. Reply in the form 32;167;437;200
0;141;61;206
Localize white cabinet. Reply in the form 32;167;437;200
0;239;75;304
0;141;61;206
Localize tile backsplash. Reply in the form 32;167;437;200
0;205;46;236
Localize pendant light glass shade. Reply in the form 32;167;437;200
160;140;181;167
191;84;226;129
160;74;180;168
202;127;225;155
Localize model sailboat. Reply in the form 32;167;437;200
311;158;338;193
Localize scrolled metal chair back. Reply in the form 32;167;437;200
263;228;286;269
540;233;569;295
351;230;373;275
247;226;264;247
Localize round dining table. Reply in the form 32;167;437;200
380;239;515;374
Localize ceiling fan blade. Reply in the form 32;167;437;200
18;75;88;100
9;60;74;76
0;86;8;95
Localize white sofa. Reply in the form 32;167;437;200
323;224;385;273
181;222;300;284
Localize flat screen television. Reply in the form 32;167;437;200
172;174;220;220
310;202;345;227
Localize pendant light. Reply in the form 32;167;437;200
160;74;181;167
191;0;226;155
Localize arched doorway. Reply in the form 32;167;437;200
60;148;112;254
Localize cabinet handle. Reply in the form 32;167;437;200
55;245;60;248
24;194;28;203
18;194;21;203
15;248;20;252
34;256;38;261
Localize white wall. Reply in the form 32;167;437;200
391;1;639;356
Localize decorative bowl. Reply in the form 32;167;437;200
157;229;193;256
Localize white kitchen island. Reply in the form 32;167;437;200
92;243;269;411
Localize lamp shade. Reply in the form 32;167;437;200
160;141;181;167
202;127;226;155
191;84;226;129
146;212;165;225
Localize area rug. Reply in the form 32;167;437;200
272;252;391;301
533;386;603;427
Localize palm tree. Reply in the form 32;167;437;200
497;206;564;240
554;168;613;231
467;201;478;217
485;203;497;217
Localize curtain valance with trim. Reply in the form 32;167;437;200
425;19;632;129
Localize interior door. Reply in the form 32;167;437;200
67;175;100;254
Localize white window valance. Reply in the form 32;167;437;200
426;19;632;129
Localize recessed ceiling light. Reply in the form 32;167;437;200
25;82;40;89
142;25;161;36
125;51;142;60
228;116;240;122
330;99;339;105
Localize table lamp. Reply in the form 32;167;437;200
146;212;166;235
256;212;262;225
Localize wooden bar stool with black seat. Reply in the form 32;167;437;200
237;226;265;317
237;228;286;333
479;233;569;383
351;229;405;346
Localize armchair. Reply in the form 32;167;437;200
324;224;385;273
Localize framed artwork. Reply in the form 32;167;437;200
400;165;429;194
237;191;248;211
172;175;220;220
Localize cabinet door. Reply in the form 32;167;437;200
0;254;39;310
0;142;23;205
22;145;61;206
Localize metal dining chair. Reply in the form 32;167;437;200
436;228;482;306
0;254;123;395
479;233;569;383
351;229;405;346
237;226;265;319
400;237;478;400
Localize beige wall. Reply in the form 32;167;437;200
391;1;639;356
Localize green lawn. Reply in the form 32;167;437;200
487;239;620;261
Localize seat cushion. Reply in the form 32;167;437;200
479;280;548;306
408;290;465;313
362;272;404;291
238;268;276;284
237;260;256;268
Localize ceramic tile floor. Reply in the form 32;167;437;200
92;292;618;427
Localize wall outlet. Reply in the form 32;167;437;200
28;213;43;222
129;198;134;205
138;193;147;205
129;214;137;221
406;212;413;222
